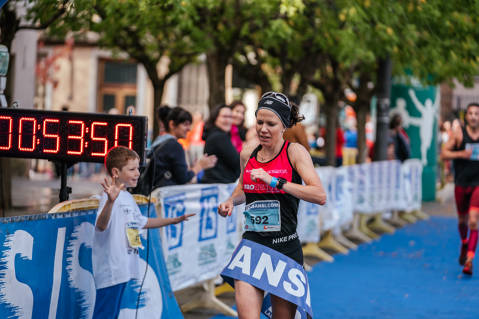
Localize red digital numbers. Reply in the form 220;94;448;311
18;117;37;152
0;111;141;162
67;120;85;155
91;121;108;157
0;116;12;150
42;118;60;153
114;123;134;149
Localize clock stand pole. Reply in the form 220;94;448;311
59;162;72;202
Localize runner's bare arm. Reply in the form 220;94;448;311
218;144;254;216
441;127;471;160
286;143;326;205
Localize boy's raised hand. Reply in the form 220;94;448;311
101;176;125;203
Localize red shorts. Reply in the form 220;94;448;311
454;185;479;215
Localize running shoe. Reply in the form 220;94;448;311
459;243;468;266
463;260;473;275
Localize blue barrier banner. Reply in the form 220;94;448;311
159;183;240;291
221;239;312;318
0;204;182;319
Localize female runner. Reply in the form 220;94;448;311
218;91;326;318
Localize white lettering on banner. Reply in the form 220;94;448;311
227;245;251;275
118;258;163;318
0;230;34;318
66;223;95;318
252;253;286;287
283;268;306;297
227;247;308;299
49;227;66;319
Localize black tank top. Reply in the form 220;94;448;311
453;126;479;186
242;141;302;239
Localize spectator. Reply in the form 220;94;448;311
156;105;172;136
387;137;396;160
344;120;358;148
336;124;345;166
389;114;411;162
92;146;194;318
229;101;247;153
149;106;217;187
201;104;241;183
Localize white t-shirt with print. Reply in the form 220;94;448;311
92;190;148;289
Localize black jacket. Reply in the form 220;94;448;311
149;135;195;186
201;127;240;183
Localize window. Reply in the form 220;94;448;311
97;59;137;114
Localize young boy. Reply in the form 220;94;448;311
92;146;194;318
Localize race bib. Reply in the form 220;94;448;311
244;200;281;232
466;143;479;160
126;222;143;249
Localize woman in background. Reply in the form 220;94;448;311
201;104;241;183
150;106;216;187
229;101;247;153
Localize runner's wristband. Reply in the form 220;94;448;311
270;177;278;188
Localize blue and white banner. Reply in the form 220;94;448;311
221;239;312;318
316;167;338;232
0;205;182;319
297;198;320;243
408;159;423;210
156;183;240;291
333;166;354;231
355;164;370;214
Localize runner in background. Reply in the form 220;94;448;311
441;102;479;275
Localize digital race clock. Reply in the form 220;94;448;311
0;108;147;163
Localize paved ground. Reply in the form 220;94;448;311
2;175;102;216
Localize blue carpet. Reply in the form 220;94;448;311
211;217;479;319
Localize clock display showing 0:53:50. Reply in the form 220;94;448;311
0;108;147;163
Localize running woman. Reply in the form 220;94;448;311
218;92;326;317
442;102;479;275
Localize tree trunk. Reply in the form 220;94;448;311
151;83;164;138
206;50;228;111
281;70;295;96
142;60;165;138
325;101;338;166
356;103;368;163
373;57;392;161
232;59;272;94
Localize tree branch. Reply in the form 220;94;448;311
17;0;70;31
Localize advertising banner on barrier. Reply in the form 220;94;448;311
297;197;320;243
409;159;423;210
316;167;338;232
0;205;182;319
158;184;240;291
402;161;414;211
356;164;370;213
334;166;354;230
